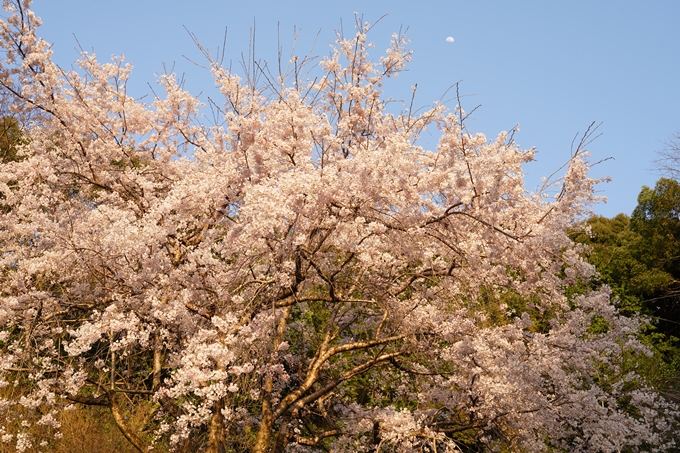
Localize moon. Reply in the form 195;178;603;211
446;37;454;43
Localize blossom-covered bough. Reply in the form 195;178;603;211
0;1;677;452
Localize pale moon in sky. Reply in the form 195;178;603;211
446;37;454;43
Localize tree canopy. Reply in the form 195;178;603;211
570;179;680;410
573;179;680;334
0;1;677;452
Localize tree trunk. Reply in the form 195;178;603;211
252;394;274;453
109;390;149;453
206;398;226;453
252;306;292;453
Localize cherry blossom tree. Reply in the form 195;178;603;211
0;1;677;452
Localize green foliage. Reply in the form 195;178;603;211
0;116;25;214
571;178;680;406
586;314;610;335
631;178;680;290
0;116;25;163
637;332;680;392
571;210;678;320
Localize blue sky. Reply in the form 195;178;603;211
30;0;680;218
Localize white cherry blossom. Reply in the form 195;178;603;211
0;3;676;452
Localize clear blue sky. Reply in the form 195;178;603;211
30;0;680;218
